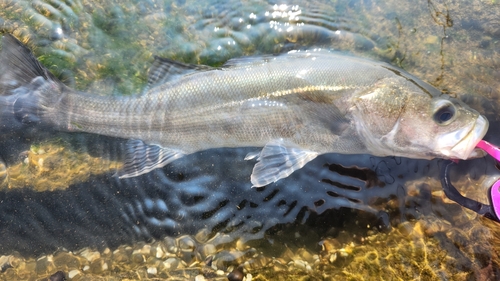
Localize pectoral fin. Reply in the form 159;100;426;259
247;141;318;187
116;139;185;179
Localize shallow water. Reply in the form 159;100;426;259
1;0;500;280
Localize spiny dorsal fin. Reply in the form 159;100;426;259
0;34;60;95
221;54;279;68
146;56;214;90
220;51;328;68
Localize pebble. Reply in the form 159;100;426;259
320;238;341;252
194;274;206;281
296;248;314;264
163;237;178;253
235;239;247;251
397;221;414;236
0;256;12;272
49;271;66;281
292;259;307;270
249;254;268;268
155;244;165;258
177;235;197;252
68;269;81;279
139;244;152;255
112;248;130;263
195;228;211;243
36;255;56;275
53;252;78;268
329;253;337;263
131;250;146;264
339;248;349;257
79;249;100;263
163;257;180;270
206;233;233;245
89;259;108;274
227;266;244;281
200;244;217;258
102;248;111;258
205;255;213;267
272;260;288;272
147;266;157;275
0;225;479;281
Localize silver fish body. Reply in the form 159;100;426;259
0;34;489;186
52;53;394;153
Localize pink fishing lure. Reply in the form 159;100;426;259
476;140;500;220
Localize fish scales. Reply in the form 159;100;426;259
50;54;382;152
0;34;488;186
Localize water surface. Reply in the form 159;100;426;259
0;0;500;280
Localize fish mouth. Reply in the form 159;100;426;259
447;115;489;160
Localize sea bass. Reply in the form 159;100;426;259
0;34;489;187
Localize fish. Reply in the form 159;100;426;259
0;34;489;187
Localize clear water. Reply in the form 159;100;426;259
0;0;500;279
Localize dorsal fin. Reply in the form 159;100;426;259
146;56;214;90
221;54;278;68
220;51;327;69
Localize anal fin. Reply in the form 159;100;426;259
116;139;185;179
247;141;318;187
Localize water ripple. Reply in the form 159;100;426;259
0;0;499;270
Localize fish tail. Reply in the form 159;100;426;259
0;34;65;127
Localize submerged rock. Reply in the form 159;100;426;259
48;271;66;281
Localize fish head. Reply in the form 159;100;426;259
424;96;489;160
426;95;489;160
354;79;489;160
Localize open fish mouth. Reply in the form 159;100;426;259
448;115;489;159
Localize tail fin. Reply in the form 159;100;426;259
0;34;65;126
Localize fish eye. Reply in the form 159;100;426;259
433;101;456;125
